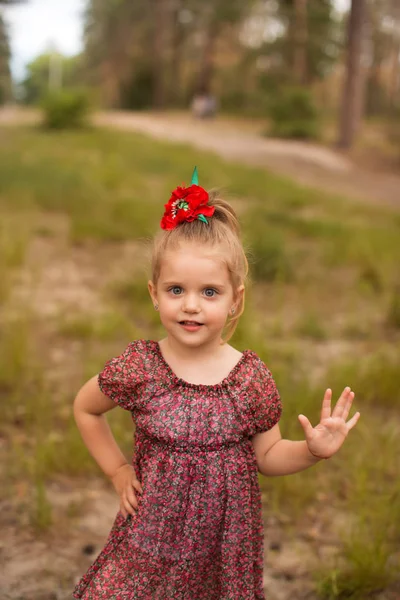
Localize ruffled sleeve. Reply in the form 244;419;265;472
98;340;148;411
246;357;282;436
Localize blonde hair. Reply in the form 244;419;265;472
151;191;248;343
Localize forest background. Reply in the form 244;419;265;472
0;1;399;599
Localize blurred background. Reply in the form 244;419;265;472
0;1;399;599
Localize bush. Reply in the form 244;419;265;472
267;87;320;140
41;89;91;129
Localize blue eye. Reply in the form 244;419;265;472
204;288;217;297
170;286;183;295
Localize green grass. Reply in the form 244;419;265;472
0;125;399;595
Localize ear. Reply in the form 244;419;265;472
234;284;245;310
148;280;158;306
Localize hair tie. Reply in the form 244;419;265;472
160;167;215;231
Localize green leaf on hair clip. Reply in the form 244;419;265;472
191;166;199;185
197;214;208;224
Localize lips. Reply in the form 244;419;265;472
179;321;203;326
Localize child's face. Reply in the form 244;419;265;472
148;242;243;349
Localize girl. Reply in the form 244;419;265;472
73;169;360;600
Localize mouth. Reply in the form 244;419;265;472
179;321;203;326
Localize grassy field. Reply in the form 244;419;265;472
0;125;399;598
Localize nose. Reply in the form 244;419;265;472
182;293;200;314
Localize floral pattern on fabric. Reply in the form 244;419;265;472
73;340;282;600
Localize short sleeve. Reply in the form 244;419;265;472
98;341;146;411
247;359;282;436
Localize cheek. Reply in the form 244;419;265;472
210;301;231;318
159;296;178;315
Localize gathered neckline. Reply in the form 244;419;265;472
150;340;253;391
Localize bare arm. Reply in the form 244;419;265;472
252;424;321;476
252;387;360;476
73;375;130;478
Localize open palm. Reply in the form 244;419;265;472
298;387;360;459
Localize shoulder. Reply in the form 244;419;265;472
228;349;282;434
98;340;160;409
237;347;271;373
100;339;160;377
121;339;158;361
233;349;277;392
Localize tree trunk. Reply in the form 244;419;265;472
293;0;308;85
0;14;11;103
152;0;166;108
169;0;185;106
388;38;400;110
388;3;400;110
196;19;219;95
101;59;121;108
338;0;368;149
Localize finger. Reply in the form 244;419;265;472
120;505;128;519
122;489;137;513
122;497;136;517
342;391;355;421
126;487;138;510
132;479;143;495
298;414;313;438
346;411;360;431
332;387;351;418
320;389;332;421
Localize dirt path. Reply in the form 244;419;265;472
94;110;400;210
1;106;399;209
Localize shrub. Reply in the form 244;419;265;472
41;88;91;129
268;87;320;140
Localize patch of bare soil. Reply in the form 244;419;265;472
0;476;330;600
0;478;119;599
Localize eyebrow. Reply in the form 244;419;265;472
162;282;226;289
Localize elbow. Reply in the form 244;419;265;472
256;457;268;477
73;392;82;422
73;389;89;422
257;440;282;477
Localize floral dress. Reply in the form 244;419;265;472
73;339;282;600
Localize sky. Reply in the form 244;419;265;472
3;0;86;80
3;0;351;82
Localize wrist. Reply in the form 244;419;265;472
107;461;130;480
307;445;328;461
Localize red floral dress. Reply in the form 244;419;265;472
73;340;282;600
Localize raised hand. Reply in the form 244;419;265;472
298;387;360;460
111;464;143;518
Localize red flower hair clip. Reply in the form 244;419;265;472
160;167;215;231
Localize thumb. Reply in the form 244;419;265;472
298;414;313;438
